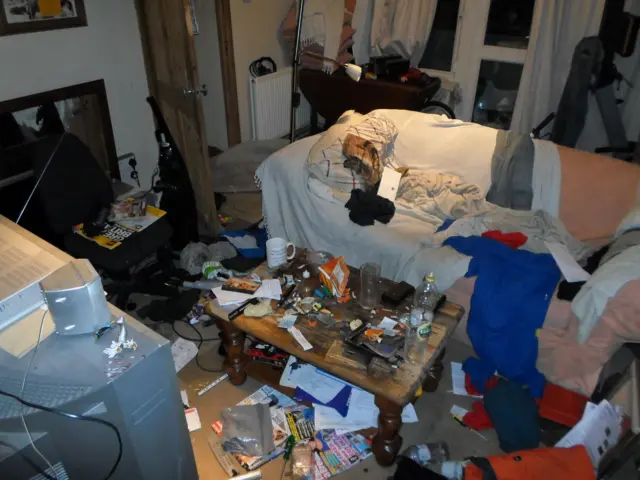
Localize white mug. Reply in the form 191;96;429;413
266;238;296;268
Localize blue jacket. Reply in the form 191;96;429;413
444;236;560;397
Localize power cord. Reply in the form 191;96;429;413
20;309;59;480
0;439;55;480
0;389;123;480
6;307;123;480
171;320;225;373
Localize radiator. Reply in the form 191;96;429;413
250;67;311;141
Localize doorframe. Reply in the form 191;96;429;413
135;0;241;149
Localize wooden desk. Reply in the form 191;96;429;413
206;260;463;466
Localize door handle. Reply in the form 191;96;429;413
182;84;208;97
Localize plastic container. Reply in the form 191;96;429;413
407;273;439;363
398;442;449;466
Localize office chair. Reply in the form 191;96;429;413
28;134;179;310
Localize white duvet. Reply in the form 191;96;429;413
256;111;565;290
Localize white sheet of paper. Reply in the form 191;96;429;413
314;388;419;432
377;167;402;202
289;326;313;351
180;389;189;408
451;362;483;398
171;337;198;372
278;313;298;329
451;405;469;419
297;369;345;403
280;356;316;388
545;241;591;282
211;287;252;306
254;279;282;300
185;408;202;432
556;400;622;467
378;317;398;333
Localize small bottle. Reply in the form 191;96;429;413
398;442;449;466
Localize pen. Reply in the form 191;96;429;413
228;298;259;321
277;284;296;309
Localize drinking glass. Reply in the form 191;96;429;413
359;262;381;309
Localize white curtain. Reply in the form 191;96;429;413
369;0;438;65
510;0;605;135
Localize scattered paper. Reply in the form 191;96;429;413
278;313;298;329
298;370;345;404
180;390;189;408
185;408;202;432
254;279;282;300
451;405;469;419
556;400;622;467
289;326;313;351
171;337;198;372
545;241;591;283
314;388;419;433
378;317;399;336
451;362;483;398
212;287;252;306
280;356;316;388
213;279;282;306
377;167;402;202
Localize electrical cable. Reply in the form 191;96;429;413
20;309;59;480
0;389;123;480
171;320;224;373
5;308;123;480
0;439;55;480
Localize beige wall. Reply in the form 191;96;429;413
0;0;158;188
194;0;228;150
230;0;292;142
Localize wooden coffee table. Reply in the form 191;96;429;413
206;258;463;466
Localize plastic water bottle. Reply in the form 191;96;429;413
398;442;449;466
407;273;439;363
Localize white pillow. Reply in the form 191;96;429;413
368;109;498;193
307;110;397;193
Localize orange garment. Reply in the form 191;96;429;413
464;446;595;480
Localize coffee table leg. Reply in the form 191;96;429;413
217;319;247;385
423;347;446;393
372;395;403;466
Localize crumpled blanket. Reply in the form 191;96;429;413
425;208;591;261
394;170;491;225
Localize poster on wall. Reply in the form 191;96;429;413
1;0;87;36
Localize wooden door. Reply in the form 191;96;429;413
136;0;219;234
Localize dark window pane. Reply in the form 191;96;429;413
419;0;461;71
484;0;535;49
472;60;523;130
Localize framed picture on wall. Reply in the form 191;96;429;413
1;0;87;36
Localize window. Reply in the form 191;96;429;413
419;0;461;72
472;60;524;129
484;0;536;49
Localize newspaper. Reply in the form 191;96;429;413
556;400;623;468
313;430;372;480
211;385;296;471
73;205;166;250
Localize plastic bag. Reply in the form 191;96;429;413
220;404;275;457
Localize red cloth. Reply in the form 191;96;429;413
463;401;493;431
465;373;500;396
481;230;528;249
